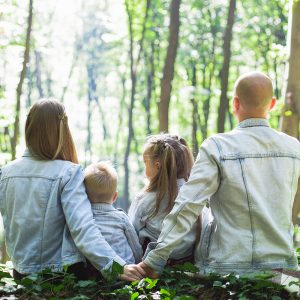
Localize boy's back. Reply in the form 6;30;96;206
91;203;142;264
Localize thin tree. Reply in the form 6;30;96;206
280;1;300;225
159;0;181;132
280;0;300;138
123;0;150;210
217;0;236;133
11;0;33;160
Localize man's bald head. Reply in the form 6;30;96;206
234;72;274;110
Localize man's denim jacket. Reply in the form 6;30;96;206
0;150;126;275
144;118;300;274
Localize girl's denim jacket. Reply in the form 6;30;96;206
0;150;126;275
144;118;300;274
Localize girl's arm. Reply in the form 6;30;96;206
61;164;143;281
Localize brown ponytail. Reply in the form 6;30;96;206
25;98;78;163
153;143;178;215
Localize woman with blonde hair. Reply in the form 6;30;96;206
0;98;144;281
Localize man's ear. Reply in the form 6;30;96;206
269;97;276;110
233;96;240;113
112;191;118;203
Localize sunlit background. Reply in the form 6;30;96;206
0;0;290;209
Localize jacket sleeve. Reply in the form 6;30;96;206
129;194;148;236
123;216;143;263
60;165;126;275
143;138;221;272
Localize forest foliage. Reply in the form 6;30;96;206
0;0;291;207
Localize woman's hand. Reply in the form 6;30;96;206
120;264;146;281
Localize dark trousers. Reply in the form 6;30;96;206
13;261;103;281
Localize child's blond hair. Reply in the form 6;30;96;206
84;161;117;203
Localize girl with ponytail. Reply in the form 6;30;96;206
128;134;197;264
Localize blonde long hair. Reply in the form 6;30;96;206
25;98;78;163
144;134;194;216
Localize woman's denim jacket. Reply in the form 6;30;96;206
0;150;126;275
144;118;300;274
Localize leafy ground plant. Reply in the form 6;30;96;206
0;262;298;299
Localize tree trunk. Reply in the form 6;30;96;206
190;65;199;158
123;0;150;210
280;0;300;138
34;50;44;98
281;1;300;226
61;42;82;103
114;75;126;166
144;40;155;135
11;0;33;160
159;0;181;132
217;0;236;133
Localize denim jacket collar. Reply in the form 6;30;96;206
237;118;270;129
91;203;116;211
22;148;40;158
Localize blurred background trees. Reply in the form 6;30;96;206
0;0;295;209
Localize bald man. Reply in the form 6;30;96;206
137;71;300;277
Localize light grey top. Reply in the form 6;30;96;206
91;203;143;264
128;179;197;259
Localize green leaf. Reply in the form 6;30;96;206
160;288;171;296
271;296;282;300
213;280;223;287
173;262;199;273
102;261;124;282
76;280;97;288
131;291;139;300
145;278;158;289
53;283;64;293
0;271;12;279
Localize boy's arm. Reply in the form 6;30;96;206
143;138;221;273
123;216;143;263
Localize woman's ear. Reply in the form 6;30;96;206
154;161;161;170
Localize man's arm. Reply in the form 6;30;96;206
143;138;221;273
292;178;300;225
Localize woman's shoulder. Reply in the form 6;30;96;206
135;191;156;203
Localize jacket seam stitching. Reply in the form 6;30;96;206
239;158;255;264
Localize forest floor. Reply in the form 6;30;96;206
0;263;300;299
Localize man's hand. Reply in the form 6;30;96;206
120;264;146;282
138;261;160;279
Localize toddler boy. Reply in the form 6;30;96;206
84;161;142;264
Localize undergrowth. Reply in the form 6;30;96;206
0;262;299;299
